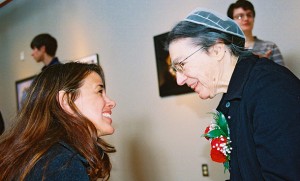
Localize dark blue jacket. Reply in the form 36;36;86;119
25;142;89;181
217;55;300;180
42;57;61;71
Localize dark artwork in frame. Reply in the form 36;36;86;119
153;32;193;97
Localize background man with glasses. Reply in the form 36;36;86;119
227;0;284;66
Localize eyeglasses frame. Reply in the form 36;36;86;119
171;46;204;73
233;12;254;20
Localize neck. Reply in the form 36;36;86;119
43;55;54;66
213;54;238;95
244;31;255;49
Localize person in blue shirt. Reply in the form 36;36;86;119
0;62;116;181
19;33;63;109
30;33;61;71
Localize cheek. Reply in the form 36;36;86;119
75;97;102;118
32;52;38;57
86;99;104;118
235;20;242;25
185;65;207;81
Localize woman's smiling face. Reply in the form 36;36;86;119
74;72;116;136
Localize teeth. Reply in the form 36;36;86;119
103;113;111;118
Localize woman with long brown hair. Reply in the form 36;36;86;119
0;62;116;180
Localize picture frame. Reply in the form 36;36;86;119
153;32;193;97
15;75;36;110
74;53;99;65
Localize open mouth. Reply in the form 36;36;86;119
189;82;198;90
103;113;112;118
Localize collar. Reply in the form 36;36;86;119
42;57;60;71
58;141;89;166
222;55;258;101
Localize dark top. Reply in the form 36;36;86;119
0;111;4;135
217;55;300;180
42;57;61;71
25;142;89;181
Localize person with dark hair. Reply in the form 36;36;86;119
227;0;284;66
166;8;300;180
30;33;61;71
0;62;116;181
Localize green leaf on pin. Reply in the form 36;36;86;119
217;112;229;137
223;161;230;173
204;129;223;138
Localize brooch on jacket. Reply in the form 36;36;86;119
202;110;232;172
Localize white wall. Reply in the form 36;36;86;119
0;1;299;180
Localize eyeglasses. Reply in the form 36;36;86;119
233;13;254;20
171;47;204;73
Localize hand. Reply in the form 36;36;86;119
254;50;272;59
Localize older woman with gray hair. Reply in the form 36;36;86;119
166;8;300;180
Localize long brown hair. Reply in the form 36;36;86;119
0;62;116;181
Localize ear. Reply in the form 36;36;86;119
40;45;46;53
210;43;226;61
58;90;73;114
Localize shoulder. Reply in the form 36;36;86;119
251;58;298;84
240;57;300;115
26;142;89;181
247;58;299;93
234;56;299;98
253;36;281;52
51;57;62;65
254;36;276;46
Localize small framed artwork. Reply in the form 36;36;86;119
15;75;36;110
153;32;193;97
74;53;99;65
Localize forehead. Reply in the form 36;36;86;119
168;38;195;62
81;72;103;87
32;47;40;51
233;7;253;14
169;38;195;52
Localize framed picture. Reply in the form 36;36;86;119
74;53;99;65
153;32;193;97
15;75;36;110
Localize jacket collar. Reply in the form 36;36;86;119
42;57;60;71
59;141;89;165
223;55;258;101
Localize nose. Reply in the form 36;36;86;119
243;15;249;20
176;72;187;86
31;50;35;57
106;96;116;109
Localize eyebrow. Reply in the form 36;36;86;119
172;57;182;64
95;84;104;90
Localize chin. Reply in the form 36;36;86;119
108;128;115;135
100;128;115;136
195;89;211;100
197;93;210;100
